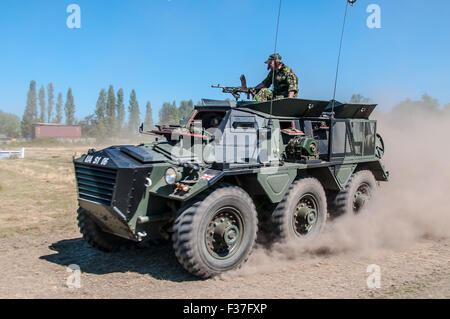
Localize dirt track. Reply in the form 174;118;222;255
0;228;449;298
0;142;449;299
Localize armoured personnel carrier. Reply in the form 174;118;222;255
73;97;388;278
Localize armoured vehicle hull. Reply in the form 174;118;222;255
74;98;388;278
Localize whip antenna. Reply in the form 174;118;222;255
268;0;283;124
331;0;356;117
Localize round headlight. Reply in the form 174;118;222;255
165;167;178;185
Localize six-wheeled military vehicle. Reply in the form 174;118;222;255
73;98;388;278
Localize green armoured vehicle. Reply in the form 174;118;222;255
73;97;388;278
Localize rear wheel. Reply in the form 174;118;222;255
77;207;135;252
329;170;377;216
172;184;258;278
271;177;327;241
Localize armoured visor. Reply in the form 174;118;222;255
74;146;157;240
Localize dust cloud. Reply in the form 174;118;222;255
224;103;450;278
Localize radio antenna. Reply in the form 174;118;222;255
331;0;356;117
268;0;283;126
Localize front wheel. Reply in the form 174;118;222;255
172;184;258;278
271;177;327;241
77;207;135;252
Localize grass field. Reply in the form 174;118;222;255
0;146;83;240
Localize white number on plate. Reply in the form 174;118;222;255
84;155;110;166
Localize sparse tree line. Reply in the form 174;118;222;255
81;86;148;140
81;86;194;141
4;84;447;140
1;80;195;140
20;80;73;138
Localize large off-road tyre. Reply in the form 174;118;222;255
329;170;377;217
271;177;327;241
77;207;135;252
172;184;258;278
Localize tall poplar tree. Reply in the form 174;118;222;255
47;83;54;122
95;89;106;119
116;88;125;132
144;101;154;130
128;90;140;133
39;85;46;122
55;92;63;124
94;89;107;140
106;85;116;134
21;80;38;137
64;88;75;125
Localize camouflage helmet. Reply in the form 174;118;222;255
265;53;282;64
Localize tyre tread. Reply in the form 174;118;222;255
172;183;258;278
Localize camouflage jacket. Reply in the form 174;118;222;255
261;64;299;97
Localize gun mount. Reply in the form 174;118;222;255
212;74;252;101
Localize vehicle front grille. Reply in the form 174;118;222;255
74;163;117;206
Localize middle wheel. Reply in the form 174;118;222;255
172;184;258;278
271;177;327;241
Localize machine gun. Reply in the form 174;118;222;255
211;74;253;101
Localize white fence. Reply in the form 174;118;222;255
0;148;25;159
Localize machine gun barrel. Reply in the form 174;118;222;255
211;75;252;101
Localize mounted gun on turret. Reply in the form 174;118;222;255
211;74;252;101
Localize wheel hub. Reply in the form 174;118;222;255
353;185;371;212
205;210;243;259
224;224;239;245
294;198;318;236
296;205;317;224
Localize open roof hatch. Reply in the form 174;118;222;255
326;102;377;119
237;98;329;117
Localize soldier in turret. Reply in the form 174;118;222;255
251;54;299;102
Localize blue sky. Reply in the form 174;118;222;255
0;0;449;122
